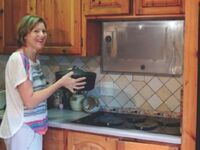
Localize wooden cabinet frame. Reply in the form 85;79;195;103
135;0;185;15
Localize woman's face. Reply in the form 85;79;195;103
24;22;47;51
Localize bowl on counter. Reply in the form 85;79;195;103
82;96;100;113
70;94;85;111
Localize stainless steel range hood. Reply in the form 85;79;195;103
101;20;184;76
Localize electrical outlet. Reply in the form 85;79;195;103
100;82;114;96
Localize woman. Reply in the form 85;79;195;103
0;15;86;150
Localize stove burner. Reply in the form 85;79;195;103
127;116;147;123
134;120;159;131
156;117;180;127
72;111;181;136
93;114;124;127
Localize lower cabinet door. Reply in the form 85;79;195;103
43;127;67;150
0;138;6;150
68;131;118;150
118;140;180;150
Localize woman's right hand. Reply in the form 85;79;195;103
60;71;86;93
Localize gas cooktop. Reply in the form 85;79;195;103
72;111;181;136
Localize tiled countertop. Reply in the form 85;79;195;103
47;109;181;145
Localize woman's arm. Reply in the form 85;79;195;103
17;71;86;109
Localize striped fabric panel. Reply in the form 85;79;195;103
24;102;47;116
25;117;48;135
24;60;48;135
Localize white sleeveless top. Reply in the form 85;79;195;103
0;51;47;138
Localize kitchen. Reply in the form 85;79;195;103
0;0;198;150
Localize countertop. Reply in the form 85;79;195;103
0;109;181;144
47;109;181;145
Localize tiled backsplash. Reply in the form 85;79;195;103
0;55;183;114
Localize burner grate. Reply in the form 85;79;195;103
72;111;181;136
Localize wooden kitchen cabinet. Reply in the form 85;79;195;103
43;127;67;150
0;0;2;52
0;0;28;53
68;131;118;150
82;0;130;16
0;138;6;150
0;0;82;55
33;0;81;55
118;140;180;150
135;0;185;15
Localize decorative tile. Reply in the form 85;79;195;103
115;91;130;106
99;95;114;106
94;67;105;83
109;100;121;108
140;102;154;111
124;84;137;98
115;76;129;90
159;76;170;84
147;94;162;109
165;95;180;111
148;77;163;92
125;74;133;82
0;55;9;63
174;87;182;101
131;81;146;91
156;103;170;112
133;93;145;107
71;58;84;67
85;58;99;70
133;75;145;81
55;56;72;65
157;86;172;101
113;83;121;97
110;74;121;81
101;74;113;82
87;85;101;98
174;106;181;113
39;55;50;61
139;85;154;100
46;72;56;83
123;100;136;108
176;76;183;84
165;78;181;93
0;55;183;114
144;75;153;83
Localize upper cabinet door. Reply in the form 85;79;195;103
33;0;81;55
83;0;130;15
0;0;28;53
0;0;4;52
0;0;81;55
135;0;185;15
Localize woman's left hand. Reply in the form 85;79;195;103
60;71;86;93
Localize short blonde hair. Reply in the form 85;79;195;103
16;15;47;47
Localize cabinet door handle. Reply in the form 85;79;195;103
0;9;4;15
0;33;2;39
62;49;67;53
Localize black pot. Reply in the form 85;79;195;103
55;66;96;91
